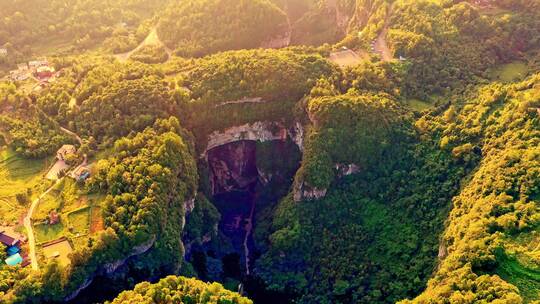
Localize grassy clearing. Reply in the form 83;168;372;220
0;147;51;225
490;61;529;83
41;239;73;267
34;222;65;243
33;190;61;221
407;98;433;111
67;207;90;235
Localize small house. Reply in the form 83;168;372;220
0;48;7;56
29;59;48;69
73;166;91;182
35;66;55;79
5;253;23;266
57;144;76;161
9;70;29;81
0;231;21;248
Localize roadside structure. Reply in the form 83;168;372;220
56;144;77;161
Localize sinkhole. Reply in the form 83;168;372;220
191;138;301;301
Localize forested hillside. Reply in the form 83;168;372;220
0;0;167;68
0;0;539;304
157;0;288;57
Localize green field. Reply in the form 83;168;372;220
491;61;529;83
34;222;65;244
67;207;90;235
407;98;433;111
495;249;540;302
0;148;51;225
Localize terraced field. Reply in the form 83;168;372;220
0;148;51;225
496;230;540;302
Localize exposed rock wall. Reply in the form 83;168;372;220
64;235;157;301
208;141;259;196
293;181;328;202
294;163;359;202
202;121;303;158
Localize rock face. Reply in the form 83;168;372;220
208;141;259;196
293;181;328;202
294;163;360;202
202;121;303;158
336;163;360;178
64;235;157;301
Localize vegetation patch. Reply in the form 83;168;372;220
67;207;90;236
490;61;529;83
34;222;65;244
0;148;49;224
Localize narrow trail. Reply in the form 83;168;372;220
373;3;395;62
115;27;172;62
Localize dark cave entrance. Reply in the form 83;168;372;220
192;139;301;303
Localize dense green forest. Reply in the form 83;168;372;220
109;275;252;304
0;0;168;69
0;0;539;303
157;0;288;57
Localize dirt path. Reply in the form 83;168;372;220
373;4;394;62
24;179;62;270
115;27;172;62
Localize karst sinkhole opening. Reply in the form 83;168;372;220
191;139;301;303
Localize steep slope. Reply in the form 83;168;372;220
402;75;540;303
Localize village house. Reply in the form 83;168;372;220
0;230;25;266
0;48;7;56
35;66;55;79
9;70;29;81
28;59;48;69
0;230;20;248
72;166;91;182
57;144;77;161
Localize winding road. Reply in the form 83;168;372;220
23;126;84;271
372;3;395;62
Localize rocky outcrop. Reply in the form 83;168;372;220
184;198;195;215
293;181;328;202
294;164;360;202
103;236;157;275
438;242;447;259
64;235;157;301
202;122;290;158
336;163;360;178
65;278;93;301
288;122;305;152
208;141;259;196
215;97;266;108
